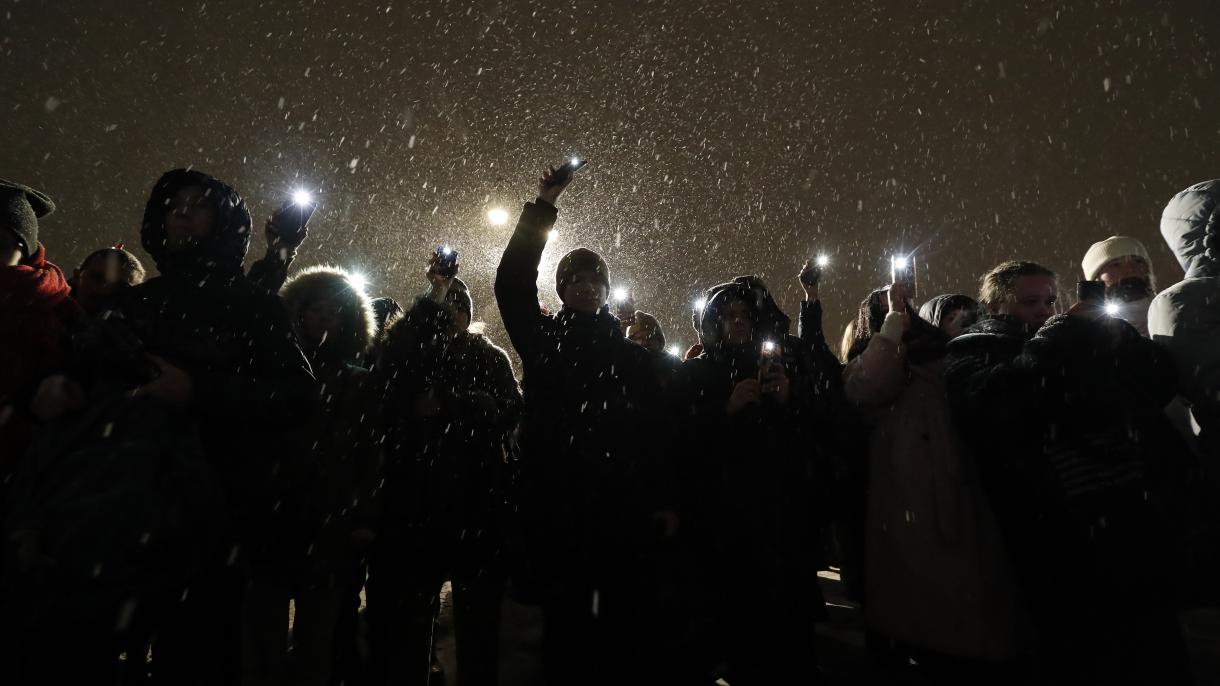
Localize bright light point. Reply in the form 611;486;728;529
816;255;830;267
571;157;580;166
762;341;776;353
1104;302;1121;316
292;189;313;206
487;207;509;225
668;346;681;357
547;229;559;241
892;256;909;269
613;288;629;303
348;272;369;293
440;245;453;256
694;298;706;311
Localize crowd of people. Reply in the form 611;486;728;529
0;165;1218;686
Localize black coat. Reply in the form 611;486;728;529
494;201;665;577
669;280;835;611
118;170;316;557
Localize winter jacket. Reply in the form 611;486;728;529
844;312;1023;659
946;312;1187;589
278;267;380;582
668;277;831;612
494;201;664;579
116;169;315;556
0;243;83;474
1149;179;1220;439
372;296;452;552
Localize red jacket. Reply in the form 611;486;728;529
0;243;82;445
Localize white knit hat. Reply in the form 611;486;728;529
1081;235;1151;281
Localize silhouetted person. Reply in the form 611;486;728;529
494;166;672;684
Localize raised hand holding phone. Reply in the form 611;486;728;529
799;254;829;301
537;157;588;206
268;189;316;248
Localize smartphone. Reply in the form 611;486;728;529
435;245;459;278
759;340;780;378
545;157;589;187
272;195;316;243
1077;280;1106;305
890;255;915;285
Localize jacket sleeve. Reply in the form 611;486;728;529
842;313;907;410
494;201;559;360
1150;288;1220;431
246;249;295;295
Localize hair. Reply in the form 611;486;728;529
79;247;147;286
847;289;888;360
838;319;857;363
978;260;1056;312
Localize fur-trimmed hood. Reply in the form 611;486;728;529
280;265;377;364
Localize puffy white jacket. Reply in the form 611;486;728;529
1148;179;1220;435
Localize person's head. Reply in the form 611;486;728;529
280;266;377;364
626;311;666;353
978;261;1058;329
1082;235;1155;295
555;248;610;314
71;247;146;313
717;296;754;346
445;278;473;336
141;169;251;274
164;184;217;252
918;294;979;340
0;179;55;266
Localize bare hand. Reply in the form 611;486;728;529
30;374;87;422
887;282;913;331
137;356;194;408
759;363;791;406
537;166;576;206
426;254;458;302
726;378;762;415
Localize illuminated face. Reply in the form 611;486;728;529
165;184;216;251
719;299;754;345
1098;256;1151;291
561;270;607;314
995;274;1058;329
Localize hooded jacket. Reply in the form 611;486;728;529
668;277;831;612
1149;179;1220;437
278;266;380;574
919;294;978;332
116;169;315;554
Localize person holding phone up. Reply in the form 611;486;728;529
494;159;676;685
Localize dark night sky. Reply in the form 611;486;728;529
4;0;1218;354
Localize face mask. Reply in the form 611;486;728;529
1114;296;1153;337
